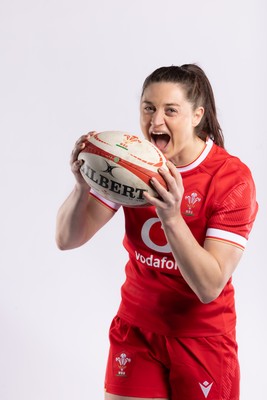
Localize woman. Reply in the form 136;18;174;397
56;64;258;400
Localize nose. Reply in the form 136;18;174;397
150;110;164;128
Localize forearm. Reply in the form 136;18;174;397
148;163;243;303
162;215;224;303
56;185;91;250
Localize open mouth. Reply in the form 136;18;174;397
151;132;170;151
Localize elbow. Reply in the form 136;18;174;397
56;243;69;251
55;233;90;251
199;295;216;304
55;233;74;251
55;237;70;251
197;288;223;304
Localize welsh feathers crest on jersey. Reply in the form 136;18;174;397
182;191;202;217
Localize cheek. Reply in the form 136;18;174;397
177;115;195;130
140;114;150;129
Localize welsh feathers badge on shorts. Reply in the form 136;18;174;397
113;352;132;377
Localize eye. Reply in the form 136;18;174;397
143;105;155;114
165;107;177;115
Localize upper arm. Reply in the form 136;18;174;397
204;238;244;290
203;164;258;289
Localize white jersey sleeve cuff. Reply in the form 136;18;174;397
206;228;247;250
90;189;121;211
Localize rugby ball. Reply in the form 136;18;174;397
78;131;168;207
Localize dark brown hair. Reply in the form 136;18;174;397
141;64;224;148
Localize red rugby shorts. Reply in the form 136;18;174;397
105;316;240;400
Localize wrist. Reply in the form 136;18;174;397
161;212;185;233
74;182;91;197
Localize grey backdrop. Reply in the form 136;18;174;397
1;0;266;399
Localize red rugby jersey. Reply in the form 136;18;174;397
90;139;258;337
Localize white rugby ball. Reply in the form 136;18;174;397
78;131;168;207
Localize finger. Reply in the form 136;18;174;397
143;189;164;207
70;131;96;164
75;131;96;146
70;142;86;165
162;162;183;188
71;159;84;173
166;160;177;174
156;167;184;205
157;167;177;190
150;176;170;200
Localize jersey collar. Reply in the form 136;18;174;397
176;138;214;173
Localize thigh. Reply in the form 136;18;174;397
104;316;170;399
167;329;240;400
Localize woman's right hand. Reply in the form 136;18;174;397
70;131;96;187
57;130;116;250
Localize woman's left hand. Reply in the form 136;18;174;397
144;161;184;224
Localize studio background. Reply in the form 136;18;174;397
0;0;266;399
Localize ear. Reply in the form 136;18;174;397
192;107;204;127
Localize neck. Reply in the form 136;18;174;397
171;137;206;167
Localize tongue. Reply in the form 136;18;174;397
154;135;169;151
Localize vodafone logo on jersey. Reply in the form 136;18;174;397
141;217;171;253
136;217;179;272
134;191;202;272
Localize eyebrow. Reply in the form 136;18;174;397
142;100;181;107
